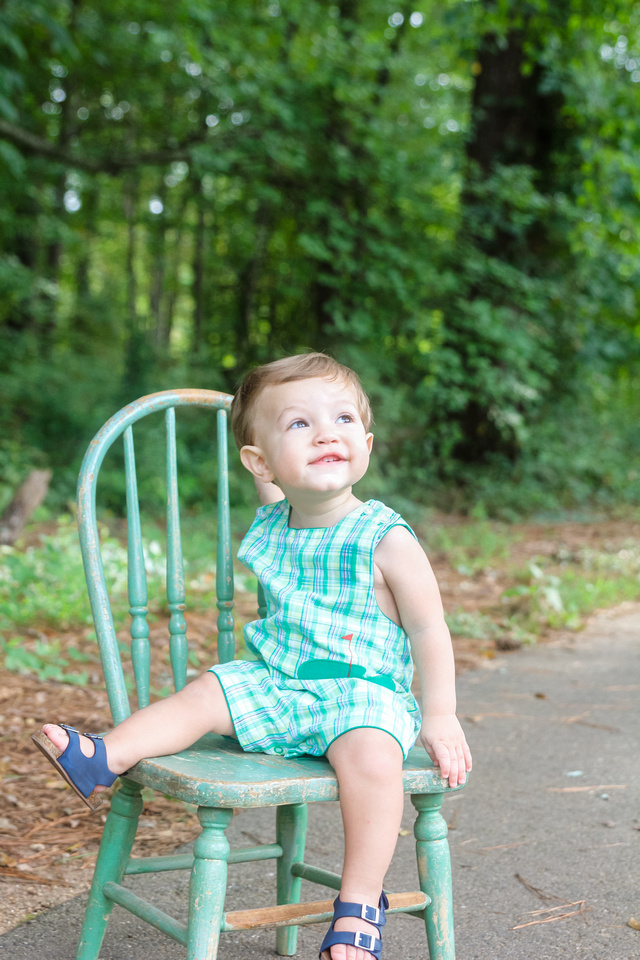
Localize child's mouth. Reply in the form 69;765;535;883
312;455;345;464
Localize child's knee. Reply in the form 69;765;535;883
178;670;235;735
329;728;403;781
180;670;221;700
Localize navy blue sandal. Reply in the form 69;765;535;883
319;892;389;960
32;723;120;811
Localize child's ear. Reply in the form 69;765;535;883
240;445;276;484
365;432;374;454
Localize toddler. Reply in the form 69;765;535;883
34;352;472;960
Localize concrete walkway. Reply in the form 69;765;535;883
2;609;638;959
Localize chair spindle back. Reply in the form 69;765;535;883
77;390;234;726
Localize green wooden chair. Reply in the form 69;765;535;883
71;388;464;960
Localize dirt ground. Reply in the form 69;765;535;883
1;518;638;934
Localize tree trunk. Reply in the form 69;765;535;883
192;186;207;351
450;6;570;463
123;174;139;326
149;182;168;348
0;470;52;545
235;219;269;361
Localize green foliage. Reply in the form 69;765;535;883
0;517;150;632
0;514;253;643
0;635;92;685
441;377;640;519
446;535;640;646
0;0;639;514
502;554;640;633
0;512;258;682
0;519;93;629
445;609;501;643
422;517;520;575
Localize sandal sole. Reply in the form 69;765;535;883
31;729;107;812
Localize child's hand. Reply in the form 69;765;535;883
253;477;285;506
420;714;472;788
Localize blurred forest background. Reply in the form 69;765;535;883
1;0;640;518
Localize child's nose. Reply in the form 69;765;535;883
314;423;338;443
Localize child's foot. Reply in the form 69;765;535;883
320;893;387;960
322;915;381;960
42;724;120;792
33;723;127;810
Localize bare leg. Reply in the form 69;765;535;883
324;728;404;960
43;671;235;786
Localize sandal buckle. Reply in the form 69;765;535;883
354;932;375;950
361;904;382;924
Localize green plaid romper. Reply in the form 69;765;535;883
211;499;422;758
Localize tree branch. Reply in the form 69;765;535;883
0;118;199;173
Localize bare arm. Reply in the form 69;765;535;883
375;524;472;787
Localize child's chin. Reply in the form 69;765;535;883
308;479;350;494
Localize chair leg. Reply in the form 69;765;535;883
76;779;144;960
275;803;308;957
186;807;233;960
411;793;455;960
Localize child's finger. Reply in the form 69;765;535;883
432;741;455;783
455;745;468;785
424;741;439;767
447;757;460;788
443;744;468;788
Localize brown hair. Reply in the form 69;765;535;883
231;353;372;447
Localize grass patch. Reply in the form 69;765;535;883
0;514;254;629
502;549;640;634
0;513;257;683
422;518;520;575
0;635;94;685
445;609;501;642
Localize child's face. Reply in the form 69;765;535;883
240;377;373;499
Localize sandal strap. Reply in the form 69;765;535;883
320;930;382;960
60;724;101;743
57;727;118;798
319;892;388;960
330;891;388;930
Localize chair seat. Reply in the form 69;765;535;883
124;733;456;808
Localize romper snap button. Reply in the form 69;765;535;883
274;745;285;755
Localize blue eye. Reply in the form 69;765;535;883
289;419;308;429
336;414;354;424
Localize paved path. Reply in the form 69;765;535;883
450;607;639;960
2;609;638;959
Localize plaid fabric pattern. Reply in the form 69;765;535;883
212;499;422;758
